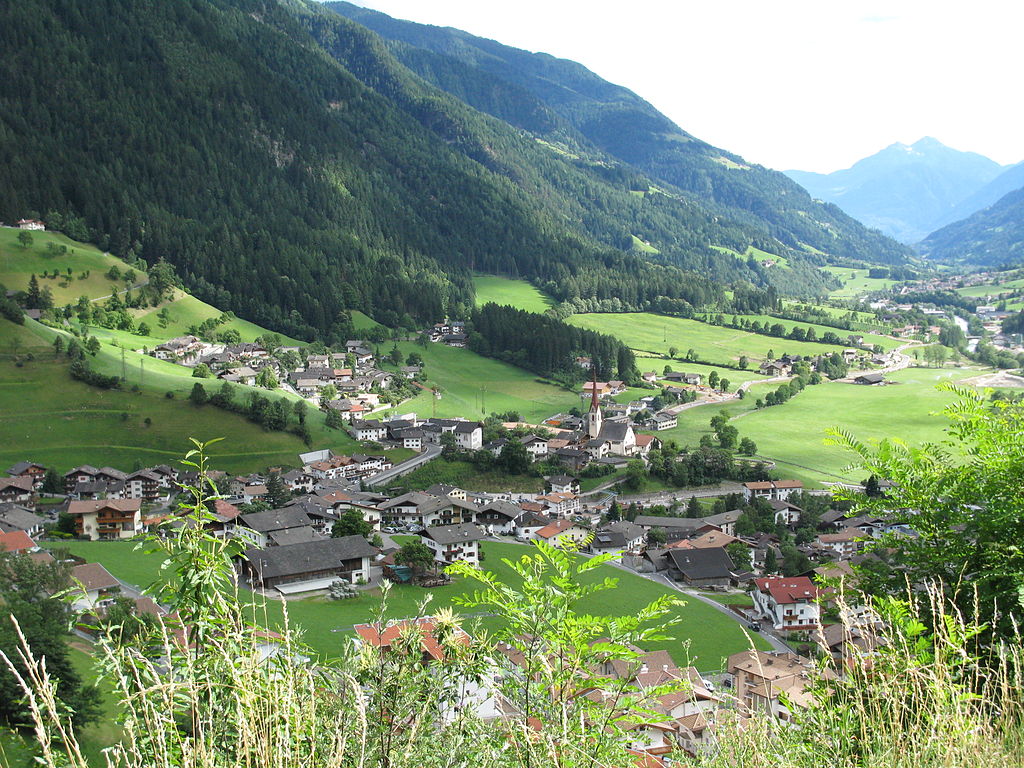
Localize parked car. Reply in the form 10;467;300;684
748;621;761;632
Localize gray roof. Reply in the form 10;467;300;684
665;547;735;580
0;505;44;532
245;536;376;580
479;500;522;520
546;474;577;486
606;520;646;541
268;527;325;547
702;509;743;527
240;508;314;533
7;461;44;475
421;523;485;545
633;515;710;531
597;422;633;442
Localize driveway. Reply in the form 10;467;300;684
363;442;442;487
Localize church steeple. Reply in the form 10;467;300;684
587;365;603;439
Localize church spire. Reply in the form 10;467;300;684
590;364;599;411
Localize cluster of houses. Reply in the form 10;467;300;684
148;336;400;412
427;318;468;347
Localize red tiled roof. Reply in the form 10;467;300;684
754;576;819;604
213;499;241;520
0;530;36;552
353;617;469;661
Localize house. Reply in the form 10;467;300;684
0;530;39;554
353;617;470;663
816;528;866;559
378;492;478;529
63;465;100;493
854;373;886;386
425;419;483;450
474;500;521;535
400;365;422;379
664;547;735;587
0;505;45;537
590;521;647;554
152;335;205;364
125;470;164;501
519;435;550;461
535;491;580;517
663;371;700;385
66;499;143;540
17;218;45;230
842;348;858;363
236;509;316;549
647;411;678;431
634;433;660;456
759;361;789;376
742;480;803;502
768;499;802;526
728;650;825;722
581;381;612;399
642;371;658;383
686;530;741;550
533;519;589;546
633;516;715;537
243;536;376;590
751;576;821;632
513;510;553;540
69;563;121;611
545;475;580;495
0;476;33;504
6;462;47;490
701;509;743;537
596;421;637;457
350;419;387;442
421;523;485;566
551;447;590;471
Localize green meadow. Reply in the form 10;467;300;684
472;275;553;314
0;227;140;305
567;312;849;368
656;367;977;486
821;266;897;298
380;340;578;424
0;318;359;473
134;290;306;345
45;539;770;669
712;313;902;351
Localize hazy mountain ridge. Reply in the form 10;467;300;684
786;137;1006;243
919;185;1024;266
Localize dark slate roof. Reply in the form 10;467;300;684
597;422;632;442
421;523;485;545
634;515;708;531
546;474;576;486
702;510;743;527
479;500;521;520
268;528;325;547
665;547;735;580
240;508;314;533
7;461;44;475
244;536;376;580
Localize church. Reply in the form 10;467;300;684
585;377;637;457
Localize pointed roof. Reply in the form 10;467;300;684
590;365;600;411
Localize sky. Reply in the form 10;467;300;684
345;0;1024;173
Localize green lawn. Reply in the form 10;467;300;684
134;290;306;345
46;540;769;670
381;341;578;424
0;228;141;305
472;275;553;314
568;312;845;368
821;267;897;299
630;235;660;254
351;310;384;332
955;277;1024;298
657;367;978;485
0;318;360;474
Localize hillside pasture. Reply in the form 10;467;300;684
0;227;142;305
472;275;553;314
567;312;847;368
714;313;902;351
821;266;897;298
382;340;578;424
134;290;306;345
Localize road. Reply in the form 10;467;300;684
363;442;441;487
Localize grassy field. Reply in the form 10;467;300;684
472;275;553;314
713;313;902;351
0;227;141;305
955;277;1024;298
386;458;545;493
0;318;360;473
821;266;898;299
46;539;770;670
568;312;849;368
134;290;306;345
381;341;578;424
657;367;977;485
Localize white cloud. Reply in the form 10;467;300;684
342;0;1024;172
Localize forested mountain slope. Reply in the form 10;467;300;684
324;1;912;267
0;0;906;343
919;186;1024;267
